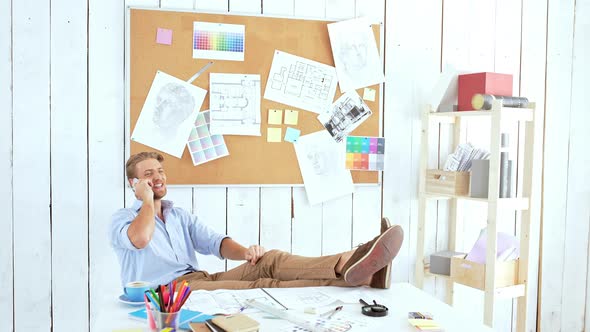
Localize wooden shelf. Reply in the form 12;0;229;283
424;267;452;280
421;192;530;210
428;107;534;123
424;267;525;299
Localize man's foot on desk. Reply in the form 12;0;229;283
340;224;404;286
369;218;397;289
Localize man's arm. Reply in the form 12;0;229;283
220;238;266;266
127;180;156;249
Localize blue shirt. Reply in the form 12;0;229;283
109;200;228;287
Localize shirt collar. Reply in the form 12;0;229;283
131;199;174;212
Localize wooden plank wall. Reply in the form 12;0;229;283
539;0;590;331
1;0;589;331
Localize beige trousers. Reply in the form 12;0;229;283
175;250;352;290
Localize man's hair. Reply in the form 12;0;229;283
125;152;164;179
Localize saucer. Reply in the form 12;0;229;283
118;294;144;306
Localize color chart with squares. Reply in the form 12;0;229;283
345;136;385;171
187;111;229;166
193;22;245;61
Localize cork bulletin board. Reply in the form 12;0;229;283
127;8;382;185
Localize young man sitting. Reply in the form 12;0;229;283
110;152;404;290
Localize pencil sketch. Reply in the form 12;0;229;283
152;82;196;134
294;131;353;206
328;17;384;92
264;50;338;114
131;71;206;158
209;73;261;136
318;91;372;143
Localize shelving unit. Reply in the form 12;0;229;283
415;101;539;330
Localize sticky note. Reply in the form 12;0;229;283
284;109;299;125
268;109;283;125
267;127;282;142
284;127;301;143
156;28;173;45
363;88;376;101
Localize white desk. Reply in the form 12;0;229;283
94;283;493;332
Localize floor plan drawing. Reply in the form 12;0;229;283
264;50;338;114
209;73;261;136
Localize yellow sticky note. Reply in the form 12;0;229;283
284;109;299;125
363;88;376;101
267;127;282;142
268;109;283;125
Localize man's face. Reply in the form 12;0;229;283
134;158;167;200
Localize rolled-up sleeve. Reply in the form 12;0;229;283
188;215;228;259
109;209;142;251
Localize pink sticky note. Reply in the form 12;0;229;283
156;28;173;45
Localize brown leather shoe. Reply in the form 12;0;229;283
370;218;395;289
342;224;404;286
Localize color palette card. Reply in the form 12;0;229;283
193;22;245;61
187;110;229;166
345;136;385;171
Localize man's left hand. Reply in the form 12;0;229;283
245;245;266;265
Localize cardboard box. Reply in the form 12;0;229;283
430;251;466;276
457;72;513;111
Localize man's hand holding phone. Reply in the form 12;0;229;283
132;178;154;201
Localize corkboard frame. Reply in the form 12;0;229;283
125;7;384;186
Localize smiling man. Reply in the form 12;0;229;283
110;151;404;291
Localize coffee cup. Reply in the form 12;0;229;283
123;281;151;302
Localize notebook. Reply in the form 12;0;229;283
128;308;214;330
212;314;260;332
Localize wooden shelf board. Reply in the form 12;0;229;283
428;107;534;123
421;193;530;210
424;267;452;280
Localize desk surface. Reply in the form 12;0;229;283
95;283;493;332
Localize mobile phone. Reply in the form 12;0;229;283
131;178;139;192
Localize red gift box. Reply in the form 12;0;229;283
457;72;513;111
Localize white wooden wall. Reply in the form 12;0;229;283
0;0;588;331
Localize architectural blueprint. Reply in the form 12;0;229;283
264;50;338;114
209;73;261;136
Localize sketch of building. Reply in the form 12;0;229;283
320;92;372;142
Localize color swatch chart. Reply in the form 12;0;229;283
187;111;229;166
193;22;245;61
345;136;385;171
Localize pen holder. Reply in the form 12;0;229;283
149;308;180;330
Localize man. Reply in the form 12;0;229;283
110;152;404;291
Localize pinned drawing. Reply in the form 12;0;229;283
328;17;384;92
209;73;261;136
318;90;372;143
294;131;353;206
264;50;338;114
131;71;206;158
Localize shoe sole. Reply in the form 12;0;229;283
382;218;392;288
344;225;403;285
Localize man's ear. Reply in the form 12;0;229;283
128;178;139;188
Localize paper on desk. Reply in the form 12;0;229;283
184;288;281;316
294;131;353;206
262;288;338;309
318;91;372;143
131;71;206;158
327;17;384;93
209;73;261;136
264;50;338;114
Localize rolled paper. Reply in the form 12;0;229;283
471;94;529;110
